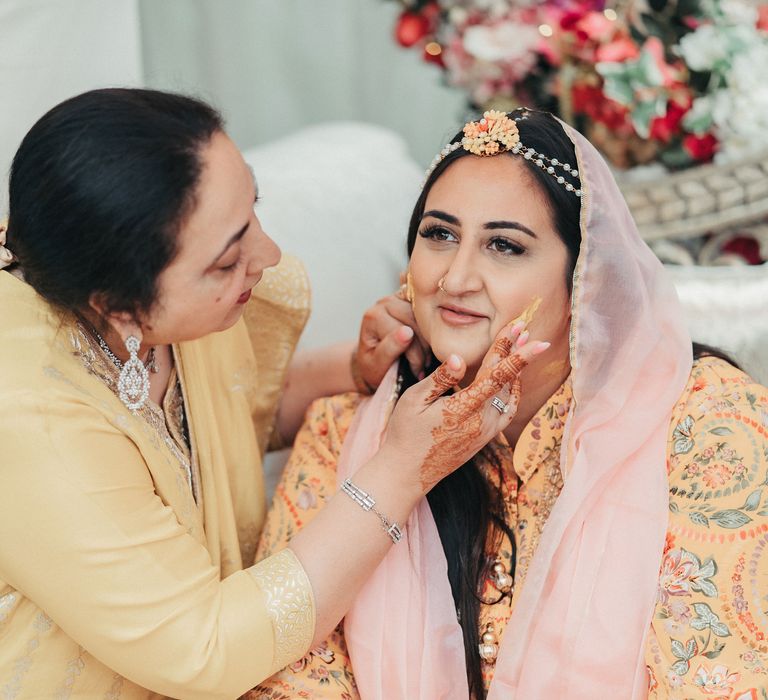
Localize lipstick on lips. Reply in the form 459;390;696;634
439;303;487;325
236;289;252;304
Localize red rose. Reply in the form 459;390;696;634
395;11;431;48
721;235;764;265
682;132;718;162
649;99;689;143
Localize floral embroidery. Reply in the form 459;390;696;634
648;357;768;698
249;357;768;698
693;663;741;696
658;548;718;602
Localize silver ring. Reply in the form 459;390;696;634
491;396;508;414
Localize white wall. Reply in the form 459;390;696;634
1;0;143;212
138;0;466;166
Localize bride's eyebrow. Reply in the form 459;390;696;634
484;221;537;239
422;209;460;225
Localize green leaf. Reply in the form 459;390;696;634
692;602;717;625
672;659;690;676
698;557;717;579
757;509;768;517
703;647;723;660
669;500;680;513
685;637;698;658
640;13;666;41
674;437;695;455
710;510;752;528
671;638;687;659
689;511;709;527
710;427;734;436
695;578;718;598
690;617;709;631
711;621;731;637
743;489;763;512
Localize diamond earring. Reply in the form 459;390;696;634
118;335;150;412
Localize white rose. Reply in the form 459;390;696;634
462;22;540;63
720;0;758;26
679;25;728;71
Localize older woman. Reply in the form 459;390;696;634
253;109;768;699
0;89;534;699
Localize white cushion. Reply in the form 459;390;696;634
243;122;421;350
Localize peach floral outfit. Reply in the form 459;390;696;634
247;356;768;699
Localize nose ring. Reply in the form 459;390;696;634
438;276;447;292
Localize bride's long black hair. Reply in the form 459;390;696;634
400;110;737;698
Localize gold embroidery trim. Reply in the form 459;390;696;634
249;548;316;672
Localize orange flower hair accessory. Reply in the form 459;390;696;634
423;108;582;198
461;110;520;156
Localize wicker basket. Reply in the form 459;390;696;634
618;150;768;242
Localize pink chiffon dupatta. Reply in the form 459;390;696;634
338;125;692;699
338;365;469;699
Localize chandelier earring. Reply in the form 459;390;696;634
118;335;150;412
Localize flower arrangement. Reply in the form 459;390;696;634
388;0;768;170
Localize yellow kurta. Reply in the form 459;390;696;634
251;356;768;699
0;257;315;700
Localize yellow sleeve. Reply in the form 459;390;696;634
242;253;311;454
250;392;363;699
647;358;768;698
0;394;312;700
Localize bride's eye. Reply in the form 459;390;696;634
490;236;525;256
418;225;456;243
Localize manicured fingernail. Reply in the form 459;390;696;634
399;326;414;342
417;370;426;380
531;341;550;355
515;330;530;347
448;354;461;370
511;321;525;333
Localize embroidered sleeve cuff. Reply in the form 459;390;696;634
248;548;316;672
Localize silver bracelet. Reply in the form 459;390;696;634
341;478;403;544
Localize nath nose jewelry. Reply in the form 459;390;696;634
491;396;509;414
438;276;447;292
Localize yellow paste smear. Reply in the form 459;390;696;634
510;296;542;329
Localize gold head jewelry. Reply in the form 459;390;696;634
423;109;582;198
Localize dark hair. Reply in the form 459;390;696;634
403;110;738;697
406;110;583;698
6;88;223;320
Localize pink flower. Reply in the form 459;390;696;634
693;664;741;695
669;599;692;623
596;36;640;63
702;463;732;488
667;671;684;688
296;488;317;511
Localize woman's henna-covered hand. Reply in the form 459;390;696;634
382;319;550;494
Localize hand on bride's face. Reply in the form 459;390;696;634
380;320;550;493
409;155;572;388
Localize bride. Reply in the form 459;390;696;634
251;109;768;700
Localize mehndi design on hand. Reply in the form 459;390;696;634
418;347;533;491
